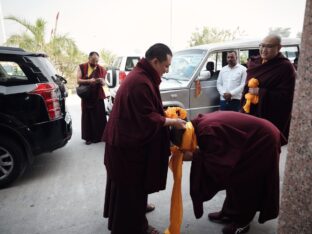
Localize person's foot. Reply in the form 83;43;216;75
146;203;155;213
145;225;160;234
85;141;92;145
208;211;232;223
222;222;250;234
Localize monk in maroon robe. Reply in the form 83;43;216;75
102;44;185;234
185;111;282;234
77;51;107;145
241;35;296;143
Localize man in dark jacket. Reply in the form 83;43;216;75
102;43;185;234
179;111;282;234
241;34;296;143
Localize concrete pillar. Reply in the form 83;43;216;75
278;0;312;233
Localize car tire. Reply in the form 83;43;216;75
0;136;26;189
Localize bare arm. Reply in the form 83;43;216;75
76;66;96;85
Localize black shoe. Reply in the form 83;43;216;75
146;203;155;213
208;211;232;223
222;222;250;234
85;141;92;145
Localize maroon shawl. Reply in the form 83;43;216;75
103;58;170;193
190;111;281;223
241;53;296;141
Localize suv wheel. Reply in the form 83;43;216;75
0;136;25;189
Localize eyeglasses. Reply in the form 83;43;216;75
259;43;278;49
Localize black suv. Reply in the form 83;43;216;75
0;47;72;188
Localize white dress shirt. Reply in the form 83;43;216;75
217;64;247;100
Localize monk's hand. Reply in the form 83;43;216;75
249;87;259;95
173;118;186;129
223;93;232;101
164;118;186;129
99;78;105;85
89;78;97;84
182;151;193;161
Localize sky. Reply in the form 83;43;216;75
0;0;307;56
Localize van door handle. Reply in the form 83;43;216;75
170;94;178;98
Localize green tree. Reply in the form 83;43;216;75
268;27;291;37
100;49;116;68
4;16;46;51
4;15;85;90
189;26;245;46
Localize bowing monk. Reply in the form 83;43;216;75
174;111;283;234
241;34;296;142
102;43;186;234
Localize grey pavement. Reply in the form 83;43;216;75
0;94;286;234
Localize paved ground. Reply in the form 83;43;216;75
0;94;286;234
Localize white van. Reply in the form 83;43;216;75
160;38;300;119
106;38;300;118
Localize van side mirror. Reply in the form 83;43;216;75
198;70;211;81
105;68;117;88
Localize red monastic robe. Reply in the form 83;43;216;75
241;53;296;142
102;58;170;233
190;111;282;224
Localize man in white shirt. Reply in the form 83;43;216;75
217;51;247;111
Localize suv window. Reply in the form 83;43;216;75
0;61;27;82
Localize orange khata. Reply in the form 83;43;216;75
165;107;188;120
164;107;197;234
243;78;259;113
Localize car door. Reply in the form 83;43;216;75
189;51;228;119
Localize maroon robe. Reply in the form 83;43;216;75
190;111;282;224
80;63;107;143
102;58;170;233
241;53;296;142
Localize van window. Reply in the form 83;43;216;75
206;52;224;71
239;49;259;67
280;46;299;62
165;49;206;80
125;57;140;71
204;51;230;79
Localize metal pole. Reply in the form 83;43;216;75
0;0;7;45
170;0;172;48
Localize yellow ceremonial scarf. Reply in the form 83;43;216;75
164;107;198;234
87;64;96;77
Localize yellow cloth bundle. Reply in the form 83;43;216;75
243;78;259;113
164;107;197;234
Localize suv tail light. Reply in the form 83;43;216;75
30;83;62;120
119;71;127;83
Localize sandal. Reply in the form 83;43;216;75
146;203;156;213
146;225;160;234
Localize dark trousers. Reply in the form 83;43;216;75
220;99;241;111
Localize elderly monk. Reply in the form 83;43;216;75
241;34;296;143
102;43;186;234
176;111;282;234
77;51;107;145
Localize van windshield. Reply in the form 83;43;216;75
164;49;206;81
